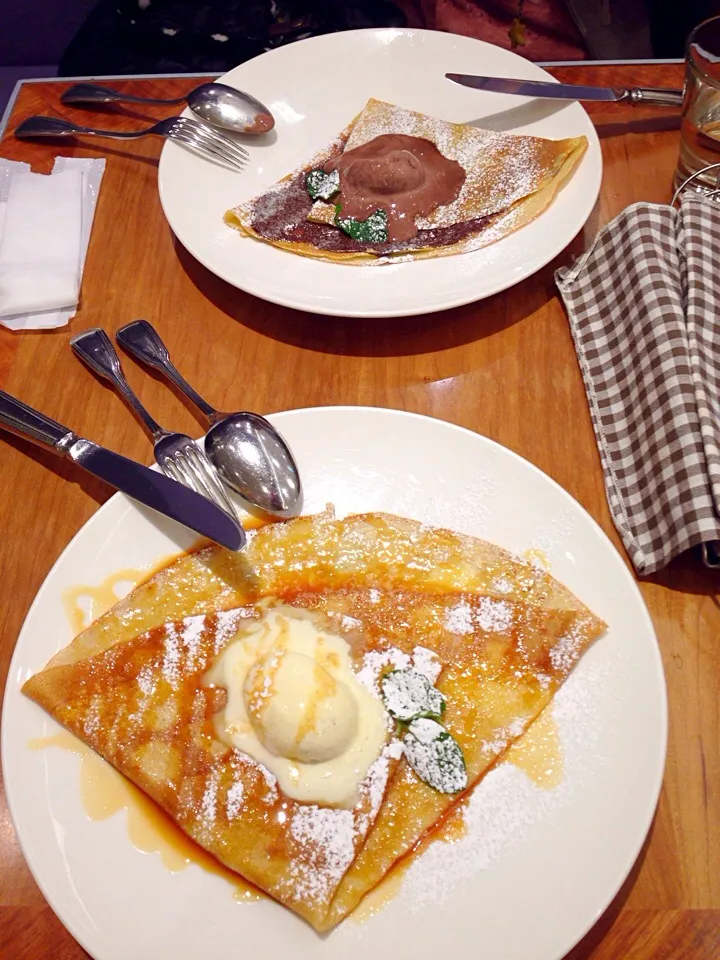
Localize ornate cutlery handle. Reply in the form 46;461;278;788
627;87;685;107
117;320;219;421
0;388;75;452
14;116;147;139
14;116;87;138
71;328;165;438
61;82;185;107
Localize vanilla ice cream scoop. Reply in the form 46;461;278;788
204;606;388;807
244;650;358;763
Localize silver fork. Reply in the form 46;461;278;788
70;328;240;522
14;115;248;171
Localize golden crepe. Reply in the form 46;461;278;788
225;99;588;264
23;512;605;931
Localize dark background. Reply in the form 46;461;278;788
2;0;720;114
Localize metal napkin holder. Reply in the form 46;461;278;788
672;162;720;206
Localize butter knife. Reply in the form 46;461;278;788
445;73;684;107
0;388;245;551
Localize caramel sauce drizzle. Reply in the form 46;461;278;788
43;526;563;922
505;708;563;790
352;709;562;922
28;732;262;902
521;547;552;571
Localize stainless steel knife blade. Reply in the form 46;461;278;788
67;439;246;551
446;73;622;100
0;386;245;551
445;73;684;107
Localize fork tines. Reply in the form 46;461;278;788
171;117;248;171
160;441;239;521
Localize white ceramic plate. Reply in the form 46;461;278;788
157;29;602;318
3;407;665;960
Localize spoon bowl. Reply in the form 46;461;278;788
187;82;275;135
60;81;275;135
205;411;301;517
116;320;302;518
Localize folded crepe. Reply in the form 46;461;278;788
23;512;605;931
225;99;588;264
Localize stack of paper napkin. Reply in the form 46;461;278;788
0;157;105;330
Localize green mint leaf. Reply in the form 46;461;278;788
381;669;446;723
305;168;340;201
335;207;388;244
403;718;467;794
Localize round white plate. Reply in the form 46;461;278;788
158;29;602;318
3;407;665;960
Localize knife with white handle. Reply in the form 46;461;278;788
445;73;684;107
0;388;245;551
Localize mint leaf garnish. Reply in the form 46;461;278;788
335;207;388;244
381;669;446;723
305;168;340;201
404;718;467;794
379;667;465;793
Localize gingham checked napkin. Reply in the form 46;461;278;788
556;197;720;575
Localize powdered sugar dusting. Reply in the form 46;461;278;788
401;763;560;910
136;664;156;697
382;670;444;722
161;624;181;687
198;769;219;834
83;695;101;738
233;99;577;266
226;779;245;820
161;615;207;687
284;805;356;902
352;656;615;917
480;716;528;758
411;646;442;684
356;647;411;693
356;739;404;833
476;597;513;633
237;132;346;224
550;619;590;672
180;614;206;671
444;600;474;635
492;577;514;595
444;597;513;636
343;100;548;229
356;645;442;695
213;608;249;654
258;762;278;803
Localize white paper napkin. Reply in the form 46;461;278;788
0;157;106;330
0;159;31;240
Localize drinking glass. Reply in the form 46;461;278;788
674;16;720;197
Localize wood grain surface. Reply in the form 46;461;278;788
1;62;717;960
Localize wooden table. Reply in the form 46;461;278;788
1;61;717;960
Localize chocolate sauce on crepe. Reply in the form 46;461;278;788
325;134;465;242
247;167;495;255
226;98;589;263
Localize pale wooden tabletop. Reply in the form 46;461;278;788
1;61;718;960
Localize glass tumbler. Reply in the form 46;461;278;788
675;16;720;197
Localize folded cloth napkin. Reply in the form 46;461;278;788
556;198;720;576
0;157;105;330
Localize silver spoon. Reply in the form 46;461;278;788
116;320;302;519
60;82;275;135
